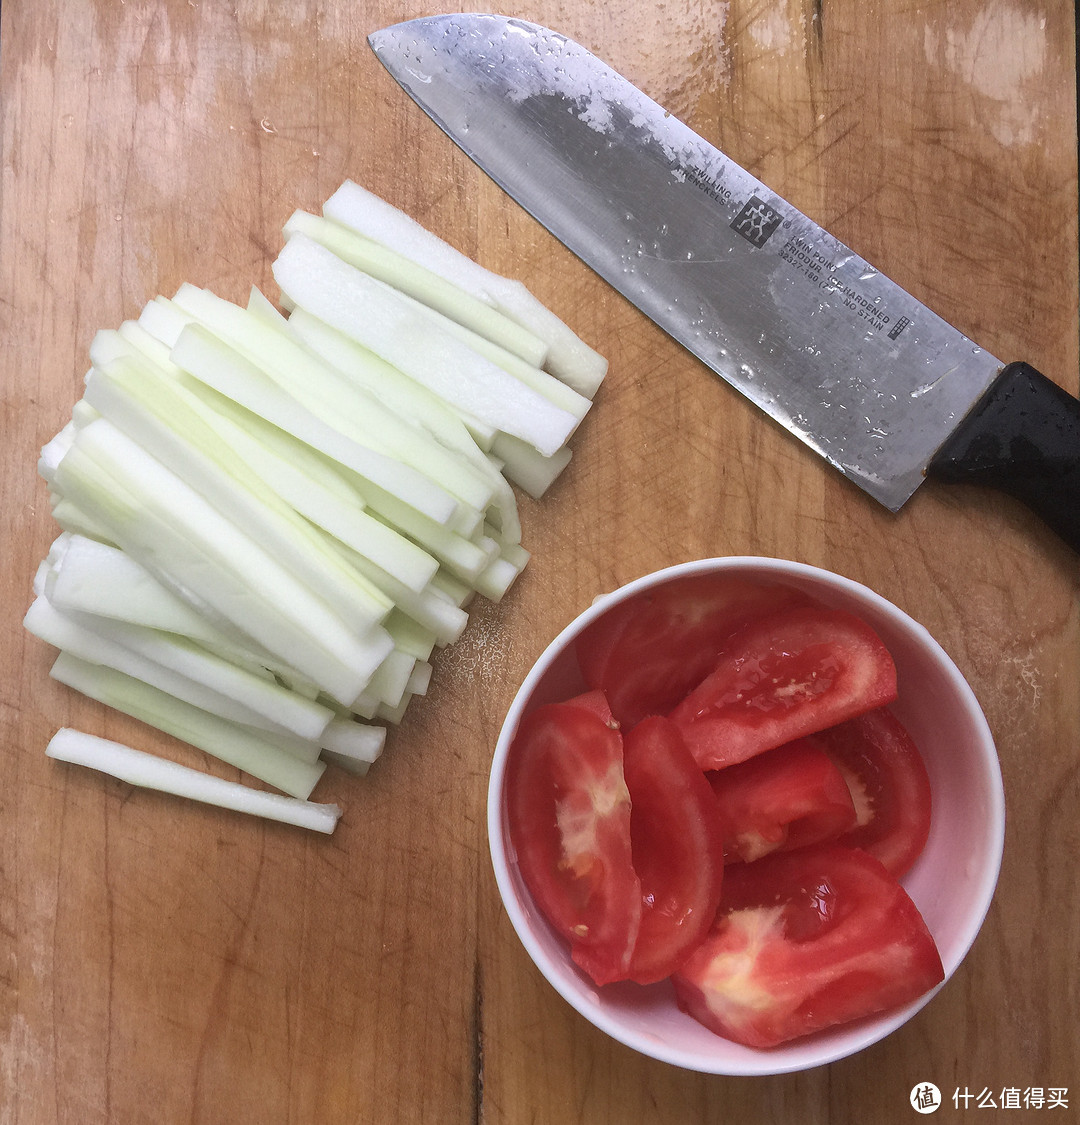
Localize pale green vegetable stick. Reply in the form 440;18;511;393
46;728;342;834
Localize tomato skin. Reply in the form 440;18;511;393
671;845;944;1049
668;607;898;771
561;689;618;727
708;738;857;864
621;717;726;984
810;707;932;878
575;575;812;728
573;597;638;691
505;702;641;985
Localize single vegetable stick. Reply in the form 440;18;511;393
489;432;574;500
46;728;342;834
319;718;386;764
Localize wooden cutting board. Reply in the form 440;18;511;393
2;2;1077;1122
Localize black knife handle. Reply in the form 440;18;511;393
926;361;1080;552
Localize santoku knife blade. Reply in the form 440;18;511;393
369;14;1080;551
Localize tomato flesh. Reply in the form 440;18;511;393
810;707;932;877
671;844;945;1048
575;575;811;728
708;738;858;864
505;702;641;985
668;607;898;770
621;717;726;984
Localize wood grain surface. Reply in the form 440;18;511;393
2;2;1077;1122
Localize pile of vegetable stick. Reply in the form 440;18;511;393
26;181;607;833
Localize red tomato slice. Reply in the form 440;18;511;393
621;717;726;984
810;707;932;878
573;597;638;690
562;689;618;726
708;738;857;864
575;575;812;728
505;702;641;985
668;607;898;770
671;844;944;1048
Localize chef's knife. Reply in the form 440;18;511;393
369;14;1080;551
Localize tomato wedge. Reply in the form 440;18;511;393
708;738;857;864
621;717;726;984
810;707;932;878
668;607;898;770
505;702;641;985
561;688;618;726
575;574;811;728
671;844;944;1048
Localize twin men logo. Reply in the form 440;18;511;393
730;194;783;248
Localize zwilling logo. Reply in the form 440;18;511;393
730;196;783;248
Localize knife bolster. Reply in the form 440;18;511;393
926;361;1080;553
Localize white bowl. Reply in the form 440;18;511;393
487;557;1005;1075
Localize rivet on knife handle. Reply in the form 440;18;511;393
926;362;1080;552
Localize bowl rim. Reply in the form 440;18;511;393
487;556;1006;1075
